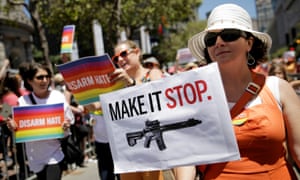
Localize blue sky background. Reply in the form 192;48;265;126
198;0;256;20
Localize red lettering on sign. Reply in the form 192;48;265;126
184;83;197;104
165;80;209;109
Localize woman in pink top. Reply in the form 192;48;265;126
0;72;29;179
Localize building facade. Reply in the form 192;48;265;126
0;2;33;69
256;0;274;33
265;0;300;53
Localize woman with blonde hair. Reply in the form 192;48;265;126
110;40;164;180
85;40;165;180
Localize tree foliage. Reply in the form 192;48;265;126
155;20;206;64
37;0;202;59
2;0;204;68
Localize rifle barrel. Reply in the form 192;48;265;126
160;118;202;131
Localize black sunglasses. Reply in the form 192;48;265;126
35;75;50;80
112;49;134;64
204;29;247;47
144;63;154;68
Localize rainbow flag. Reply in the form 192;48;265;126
13;103;64;143
60;25;75;54
57;54;126;105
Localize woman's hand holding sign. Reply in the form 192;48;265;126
6;117;17;131
62;118;71;130
109;68;135;87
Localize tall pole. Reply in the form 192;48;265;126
117;0;122;42
140;26;151;54
92;20;105;56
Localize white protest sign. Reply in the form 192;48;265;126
100;63;240;173
176;47;197;65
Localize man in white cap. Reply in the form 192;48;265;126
143;56;170;76
174;3;300;180
143;57;161;70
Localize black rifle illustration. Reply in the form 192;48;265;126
126;118;202;151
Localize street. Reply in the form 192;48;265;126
62;159;176;180
62;159;99;180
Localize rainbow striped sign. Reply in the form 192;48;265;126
13;103;64;143
57;54;126;105
60;25;75;54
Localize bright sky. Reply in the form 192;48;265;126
198;0;256;20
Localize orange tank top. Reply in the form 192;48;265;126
200;85;297;180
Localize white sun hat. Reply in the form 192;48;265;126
143;57;160;65
188;3;272;61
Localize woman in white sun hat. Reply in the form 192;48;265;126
174;3;300;180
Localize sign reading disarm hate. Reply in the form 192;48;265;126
100;63;240;173
13;103;64;143
57;54;125;105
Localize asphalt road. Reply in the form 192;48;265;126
62;159;99;180
62;159;176;180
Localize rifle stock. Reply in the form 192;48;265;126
126;131;144;146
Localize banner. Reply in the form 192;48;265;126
176;47;197;65
60;25;75;54
100;63;240;173
57;54;126;105
13;103;64;143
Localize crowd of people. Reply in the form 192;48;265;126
266;58;300;97
0;2;300;180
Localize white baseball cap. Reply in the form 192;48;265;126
188;3;272;60
143;57;160;65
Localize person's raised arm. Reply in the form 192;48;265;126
149;68;164;81
109;68;135;86
173;166;196;180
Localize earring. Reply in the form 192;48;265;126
247;52;256;66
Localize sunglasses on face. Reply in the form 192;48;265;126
35;75;50;80
144;63;154;68
204;29;247;47
112;49;134;64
